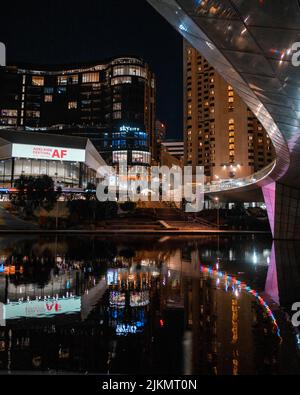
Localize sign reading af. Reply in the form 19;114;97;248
52;149;67;159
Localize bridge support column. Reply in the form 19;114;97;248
262;183;300;240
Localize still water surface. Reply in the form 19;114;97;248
0;234;299;375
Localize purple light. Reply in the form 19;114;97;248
262;182;276;236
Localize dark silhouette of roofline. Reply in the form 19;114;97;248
6;55;148;72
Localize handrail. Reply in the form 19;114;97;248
204;161;276;194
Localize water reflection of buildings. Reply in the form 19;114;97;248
159;248;281;375
107;268;152;336
0;251;109;372
0;236;296;374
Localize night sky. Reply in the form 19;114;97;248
0;0;183;139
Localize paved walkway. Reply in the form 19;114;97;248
0;228;270;234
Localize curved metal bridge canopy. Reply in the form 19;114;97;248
147;0;300;193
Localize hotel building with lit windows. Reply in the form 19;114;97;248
0;57;156;166
183;41;275;182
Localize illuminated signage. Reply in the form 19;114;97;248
12;144;86;162
3;297;81;321
115;321;144;336
120;125;140;133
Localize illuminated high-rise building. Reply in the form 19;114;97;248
0;57;156;166
183;40;275;181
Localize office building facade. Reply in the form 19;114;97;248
0;57;156;166
183;41;275;182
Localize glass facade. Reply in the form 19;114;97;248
0;158;96;188
106;123;150;165
112;150;151;165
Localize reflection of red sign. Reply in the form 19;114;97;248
5;297;81;320
24;302;61;315
46;302;61;312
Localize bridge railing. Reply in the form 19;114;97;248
204;161;276;193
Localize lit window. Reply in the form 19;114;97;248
44;95;53;102
1;109;17;117
113;65;146;78
111;76;132;85
129;66;146;78
113;111;122;119
132;151;151;164
32;76;44;86
58;75;68;85
113;151;128;163
113;103;122;111
82;72;99;83
1;118;17;125
68;101;77;109
69;75;78;84
26;110;40;118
